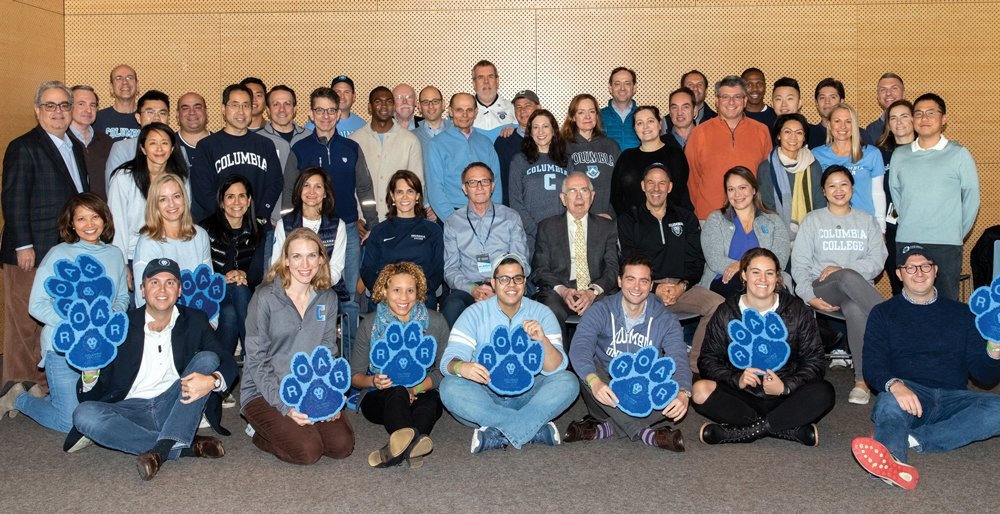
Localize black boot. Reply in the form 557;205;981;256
699;418;768;444
769;424;819;446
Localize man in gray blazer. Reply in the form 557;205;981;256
531;172;619;346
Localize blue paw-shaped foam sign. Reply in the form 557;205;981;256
45;255;127;370
178;264;226;322
727;309;791;372
969;275;1000;342
369;321;437;388
280;345;351;422
608;346;679;417
476;325;543;396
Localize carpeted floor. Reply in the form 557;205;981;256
0;365;996;513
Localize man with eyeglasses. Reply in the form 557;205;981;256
440;253;578;453
103;90;171;191
888;93;980;301
494;90;541;206
392;83;422;131
852;245;1000;490
350;86;424;220
471;60;516;142
441;163;527;327
68;85;113;200
2;80;90;393
565;254;690;450
685;75;772;220
94;64;140;142
425;93;502;222
618;164;722;373
190;84;283;224
414;86;452;155
291;86;378;305
531;173;618;343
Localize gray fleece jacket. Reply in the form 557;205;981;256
699;209;791;288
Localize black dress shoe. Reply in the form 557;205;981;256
190;435;225;458
367;428;416;468
137;451;163;481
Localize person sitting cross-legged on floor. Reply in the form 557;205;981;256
439;253;578;453
69;258;237;481
851;245;1000;490
566;255;691;451
693;248;835;446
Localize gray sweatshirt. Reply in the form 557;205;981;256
508;152;568;254
791;207;887;301
566;134;620;217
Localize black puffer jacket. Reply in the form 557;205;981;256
698;290;825;398
200;214;266;289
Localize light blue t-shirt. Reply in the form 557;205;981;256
812;144;884;217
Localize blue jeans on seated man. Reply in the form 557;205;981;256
439;370;579;448
73;351;220;460
872;379;1000;463
15;351;78;433
441;290;476;328
216;284;252;358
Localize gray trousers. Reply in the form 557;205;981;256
580;361;663;440
812;269;884;381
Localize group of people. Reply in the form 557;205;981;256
0;61;996;489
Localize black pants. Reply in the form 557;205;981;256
359;386;443;436
693;380;835;431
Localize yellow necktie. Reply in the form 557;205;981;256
574;218;590;290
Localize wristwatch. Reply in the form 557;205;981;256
678;388;692;398
212;373;222;390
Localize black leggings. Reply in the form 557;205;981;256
693;380;835;431
359;386;443;436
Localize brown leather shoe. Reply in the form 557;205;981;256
563;417;600;443
651;427;685;452
190;435;225;458
136;451;163;481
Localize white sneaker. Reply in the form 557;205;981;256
245;423;256;438
222;394;237;409
848;386;871;405
829;349;849;368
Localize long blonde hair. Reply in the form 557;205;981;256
139;173;196;241
266;227;332;290
826;102;864;163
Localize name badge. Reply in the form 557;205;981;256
476;254;492;274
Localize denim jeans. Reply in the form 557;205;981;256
441;290;475;328
440;370;579;448
872;380;1000;463
262;225;276;272
73;351;220;459
216;284;252;357
339;300;359;363
343;221;361;304
15;351;78;433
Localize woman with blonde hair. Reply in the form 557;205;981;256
132;173;211;301
241;228;354;465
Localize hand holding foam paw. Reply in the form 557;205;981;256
727;309;790;372
475;325;543;395
608;346;679;417
280;346;351;422
969;275;1000;343
369;321;437;388
178;264;226;322
45;255;127;370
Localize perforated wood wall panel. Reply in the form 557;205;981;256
54;0;1000;293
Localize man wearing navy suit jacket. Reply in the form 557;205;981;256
1;81;89;391
70;259;238;481
531;172;619;346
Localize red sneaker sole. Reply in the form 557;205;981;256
851;437;919;490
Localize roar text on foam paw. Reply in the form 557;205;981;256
369;321;437;388
608;346;679;417
280;346;351;422
45;255;128;370
476;325;543;395
969;275;1000;343
178;264;226;322
727;309;791;372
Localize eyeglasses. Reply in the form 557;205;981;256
464;178;493;189
39;102;72;112
563;187;592;196
419;99;442;107
912;109;940;119
718;94;746;102
142;109;169;118
899;263;934;274
311;107;338;116
493;275;526;285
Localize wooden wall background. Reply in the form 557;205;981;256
1;0;997;351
